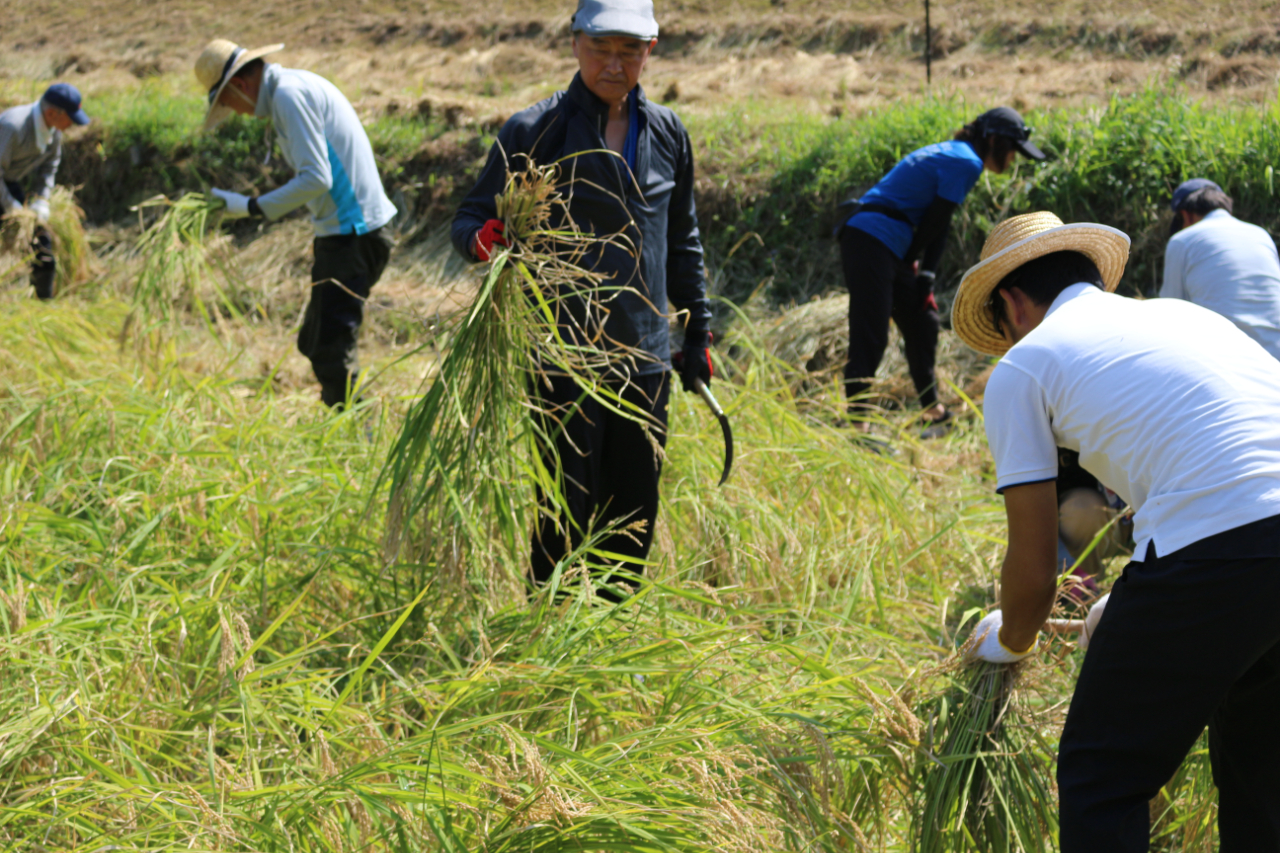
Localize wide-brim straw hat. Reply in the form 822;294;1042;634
952;211;1131;356
194;39;283;131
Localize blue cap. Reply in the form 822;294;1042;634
1171;178;1220;211
572;0;658;40
41;83;91;126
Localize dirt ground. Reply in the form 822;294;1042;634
3;0;1279;121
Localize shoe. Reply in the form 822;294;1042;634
919;409;954;440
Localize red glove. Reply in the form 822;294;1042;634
473;219;508;261
671;333;714;393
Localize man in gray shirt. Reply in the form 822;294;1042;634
1160;179;1280;361
0;83;90;300
194;39;397;409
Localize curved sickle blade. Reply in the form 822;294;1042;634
694;378;733;486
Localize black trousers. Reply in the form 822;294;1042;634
299;229;393;407
529;371;670;592
839;225;940;409
3;180;55;300
1058;513;1280;852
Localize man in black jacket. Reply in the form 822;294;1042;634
452;0;713;595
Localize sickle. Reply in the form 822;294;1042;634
693;378;733;486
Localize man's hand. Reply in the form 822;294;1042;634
28;198;50;224
1078;592;1110;652
211;188;251;219
672;334;713;392
967;609;1038;663
473;219;508;261
999;480;1061;652
1;195;19;217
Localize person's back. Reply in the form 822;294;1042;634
1160;194;1280;361
988;284;1280;559
257;65;396;237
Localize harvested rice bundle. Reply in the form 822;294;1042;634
380;156;650;589
914;656;1058;852
0;187;92;292
130;192;244;329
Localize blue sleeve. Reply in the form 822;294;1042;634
935;155;983;205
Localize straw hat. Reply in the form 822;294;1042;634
194;39;283;131
952;212;1131;356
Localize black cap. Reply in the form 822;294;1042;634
974;106;1044;160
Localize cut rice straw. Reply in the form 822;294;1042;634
915;656;1059;852
378;151;659;596
129;191;245;333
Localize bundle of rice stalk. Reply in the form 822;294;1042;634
379;154;653;593
130;192;245;330
914;654;1059;852
0;188;92;291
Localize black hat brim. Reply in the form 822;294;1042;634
1014;138;1046;161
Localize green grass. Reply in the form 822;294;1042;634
54;80;1280;308
689;86;1280;303
0;81;1242;851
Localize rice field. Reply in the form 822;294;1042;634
0;10;1265;843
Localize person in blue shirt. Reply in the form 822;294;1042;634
840;106;1045;437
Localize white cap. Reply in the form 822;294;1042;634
571;0;659;40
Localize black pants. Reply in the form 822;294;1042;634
529;372;670;593
839;225;940;409
299;229;393;407
3;180;55;300
1058;513;1280;851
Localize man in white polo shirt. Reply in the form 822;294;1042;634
1160;178;1280;361
953;211;1280;851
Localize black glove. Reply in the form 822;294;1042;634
672;332;713;393
916;270;939;312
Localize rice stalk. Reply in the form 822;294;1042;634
379;154;656;595
0;187;93;295
914;659;1059;852
129;191;245;331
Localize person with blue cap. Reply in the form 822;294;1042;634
1160;178;1280;362
0;82;90;300
193;39;398;410
839;106;1045;439
452;0;713;598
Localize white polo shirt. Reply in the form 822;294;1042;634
1160;209;1280;362
984;283;1280;559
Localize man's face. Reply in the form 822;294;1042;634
572;34;656;106
218;68;262;117
42;107;73;132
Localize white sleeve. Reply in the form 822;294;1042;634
1159;237;1186;300
983;361;1058;493
257;89;332;221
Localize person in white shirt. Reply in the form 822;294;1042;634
1160;178;1280;361
951;211;1280;852
194;40;398;409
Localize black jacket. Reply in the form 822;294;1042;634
452;74;711;376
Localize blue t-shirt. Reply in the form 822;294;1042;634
847;140;984;258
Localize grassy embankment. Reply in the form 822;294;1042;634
0;81;1264;849
39;74;1280;309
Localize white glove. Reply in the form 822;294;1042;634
28;198;50;224
967;610;1039;664
1077;593;1110;652
211;188;251;219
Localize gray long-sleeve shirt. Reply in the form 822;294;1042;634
253;64;396;237
0;103;61;211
